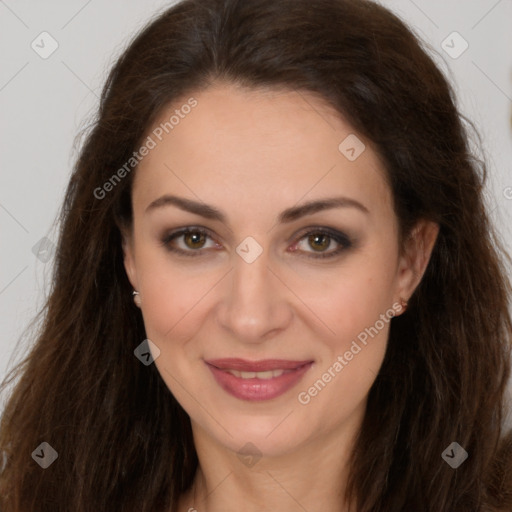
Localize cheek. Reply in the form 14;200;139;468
297;253;397;395
297;285;392;416
305;258;397;346
139;268;212;344
133;232;210;323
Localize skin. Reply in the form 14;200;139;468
122;82;439;512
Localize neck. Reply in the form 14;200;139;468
178;415;361;512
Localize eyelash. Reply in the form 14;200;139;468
160;226;353;260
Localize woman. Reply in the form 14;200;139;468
1;0;511;510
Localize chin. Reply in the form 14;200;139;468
192;396;320;459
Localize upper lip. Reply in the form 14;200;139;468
205;358;313;372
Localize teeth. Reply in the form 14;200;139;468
226;369;287;379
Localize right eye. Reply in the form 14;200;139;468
161;227;222;257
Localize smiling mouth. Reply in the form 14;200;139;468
205;357;313;371
205;358;314;401
222;368;293;379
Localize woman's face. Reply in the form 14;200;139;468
123;82;433;459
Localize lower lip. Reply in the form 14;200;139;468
206;362;313;401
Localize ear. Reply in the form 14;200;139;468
395;219;439;305
120;226;139;291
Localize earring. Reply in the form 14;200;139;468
132;290;141;307
399;297;408;313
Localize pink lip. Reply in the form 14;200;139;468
205;358;314;401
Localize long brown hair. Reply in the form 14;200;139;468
1;0;511;510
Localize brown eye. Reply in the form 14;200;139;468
292;228;353;259
307;233;331;252
162;226;352;260
183;231;207;249
161;227;219;257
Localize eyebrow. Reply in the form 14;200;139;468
145;194;369;223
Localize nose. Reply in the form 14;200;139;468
216;247;293;344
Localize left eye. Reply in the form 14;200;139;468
290;229;352;259
161;227;352;259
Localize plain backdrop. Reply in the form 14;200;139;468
1;0;511;426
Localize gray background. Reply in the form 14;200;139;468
1;0;511;426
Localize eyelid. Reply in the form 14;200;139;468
289;226;353;259
291;225;352;244
161;225;353;259
160;226;221;256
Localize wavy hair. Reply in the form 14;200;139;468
1;0;511;510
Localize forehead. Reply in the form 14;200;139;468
132;83;393;223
